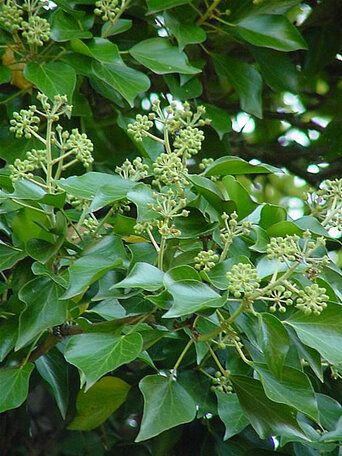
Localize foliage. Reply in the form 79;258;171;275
0;1;342;455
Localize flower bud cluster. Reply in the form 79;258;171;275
194;250;219;272
295;283;328;316
37;93;73;120
9;149;47;182
210;370;233;394
226;263;260;298
83;217;99;236
94;0;120;22
173;126;204;158
199;158;214;171
307;179;342;230
65;129;94;168
10;106;40;138
153;152;188;186
266;285;293;313
0;0;23;31
127;114;154;142
21;16;50;46
220;212;252;249
147;188;189;220
134;220;154;236
115;157;149;181
155;100;211;134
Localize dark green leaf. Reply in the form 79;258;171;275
17;277;67;350
164;12;206;51
216;392;249;440
204;156;280;176
0;317;18;362
50;9;92;41
65;332;143;390
235;14;308;51
129;38;200;75
202;103;232;140
111;262;164;291
135;375;196;441
24;62;76;101
35;348;69;419
68;376;130;430
221;175;258;219
164;74;203;100
0;364;35;413
147;0;191;12
213;54;263;118
258;313;289;379
101;19;132;37
0;65;10;84
0;242;26;272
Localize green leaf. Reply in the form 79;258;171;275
135;375;196;441
254;363;318;421
91;60;151;107
112;262;164;291
164;279;225;318
0;364;35;413
201;103;232;140
216;392;249;440
24;62;76;101
101;19;132;37
16;277;67;350
164;13;206;51
68;376;130;431
213;54;263;118
250;226;270;253
286;304;342;364
0;317;18;362
173;208;218;239
127;183;157;222
147;0;191;12
129;38;200;75
316;393;342;430
204;156;280;176
88;178;136;212
26;237;64;264
0;65;10;84
63;236;127;299
231;375;308;441
70;38;121;64
221;175;258;219
50;9;92;41
57;172;132;200
258;313;289;379
0;242;26;272
163;74;203;100
251;46;299;92
205;256;250;290
189;175;235;215
65;332;143;390
35;348;69;419
88;298;126;321
235;14;308;51
288;328;323;382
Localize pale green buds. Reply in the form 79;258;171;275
0;0;23;31
226;263;260;298
267;235;300;262
295;284;328;316
94;0;120;22
153;153;188;186
10;107;40;138
173;126;204;158
65;129;94;168
116;157;149;181
22;16;50;46
127;114;154;142
194;250;219;272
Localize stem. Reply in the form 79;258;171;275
252;262;299;300
196;0;222;26
158;235;166;270
76;201;90;231
206;342;226;376
93;207;115;236
146;227;160;253
219;239;232;262
46;118;53;192
234;340;252;365
12;198;47;214
62;158;79;171
270;258;281;283
60;208;83;242
101;0;129;38
169;339;194;382
126;308;156;335
0;88;28;105
144;130;165;144
22;332;43;365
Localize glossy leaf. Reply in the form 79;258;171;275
65;332;143;390
235;14;308;51
0;317;18;362
254;363;318;421
136;375;196;441
68;376;130;430
147;0;191;11
164;13;206;51
213;54;263;118
50;9;92;41
35;348;69;419
0;242;26;272
101;19;132;37
216;392;249;440
70;38;120;64
112;262;164;291
17;277;67;350
129;38;200;75
231;375;308;441
164;279;225;318
24;62;76;101
201;103;232;140
0;364;35;413
258;313;289;378
286;304;342;364
204;156;280;176
221;175;258;219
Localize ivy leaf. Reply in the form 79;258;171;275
16;277;67;350
135;375;196;442
213;54;263;118
201;103;232;140
35;348;69;419
147;0;191;11
101;19;132;37
111;262;164;291
129;38;200;75
204;156;280;176
164;12;206;51
68;376;130;431
254;363;319;421
50;9;92;41
0;317;18;362
235;14;308;51
65;332;143;390
231;375;309;441
164;279;225;318
0;242;26;272
24;62;76;101
0;364;35;413
286;304;342;364
258;313;289;379
216;392;250;440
